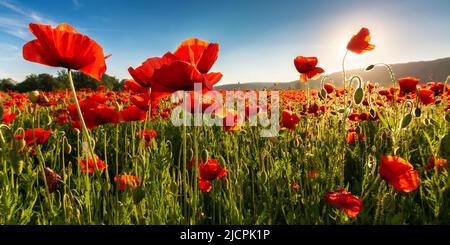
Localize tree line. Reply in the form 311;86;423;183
0;70;124;92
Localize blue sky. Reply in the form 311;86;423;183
0;0;449;84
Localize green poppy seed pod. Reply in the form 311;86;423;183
28;90;40;104
64;142;72;154
201;149;209;163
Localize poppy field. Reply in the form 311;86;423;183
0;23;450;225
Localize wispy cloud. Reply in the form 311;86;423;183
0;0;56;40
72;0;82;9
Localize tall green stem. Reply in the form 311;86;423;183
67;69;97;165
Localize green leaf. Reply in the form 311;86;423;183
353;87;364;105
401;113;412;129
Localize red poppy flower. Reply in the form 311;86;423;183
125;79;149;94
418;89;436;105
346;27;375;54
79;154;107;173
398;77;419;94
348;113;361;122
292;182;300;192
324;189;363;218
68;98;120;129
294;56;325;82
23;23;110;81
347;132;364;144
16;128;52;146
114;174;141;191
324;83;334;94
128;38;222;103
425;157;448;171
137;129;157;147
379;156;419;192
280;109;300;130
119;105;147;122
198;158;228;193
1;108;16;124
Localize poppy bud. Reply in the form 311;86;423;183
369;108;376;118
365;64;375;71
353;87;364;105
201;149;209;163
319;89;327;100
401;113;412;128
73;128;80;135
64;142;72;154
28;90;40;104
186;148;194;163
414;108;421;118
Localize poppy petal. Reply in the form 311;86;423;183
196;43;219;73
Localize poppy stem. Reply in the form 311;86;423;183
67;69;97;167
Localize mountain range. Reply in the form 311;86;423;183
215;57;450;90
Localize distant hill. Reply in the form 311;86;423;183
215;57;450;90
